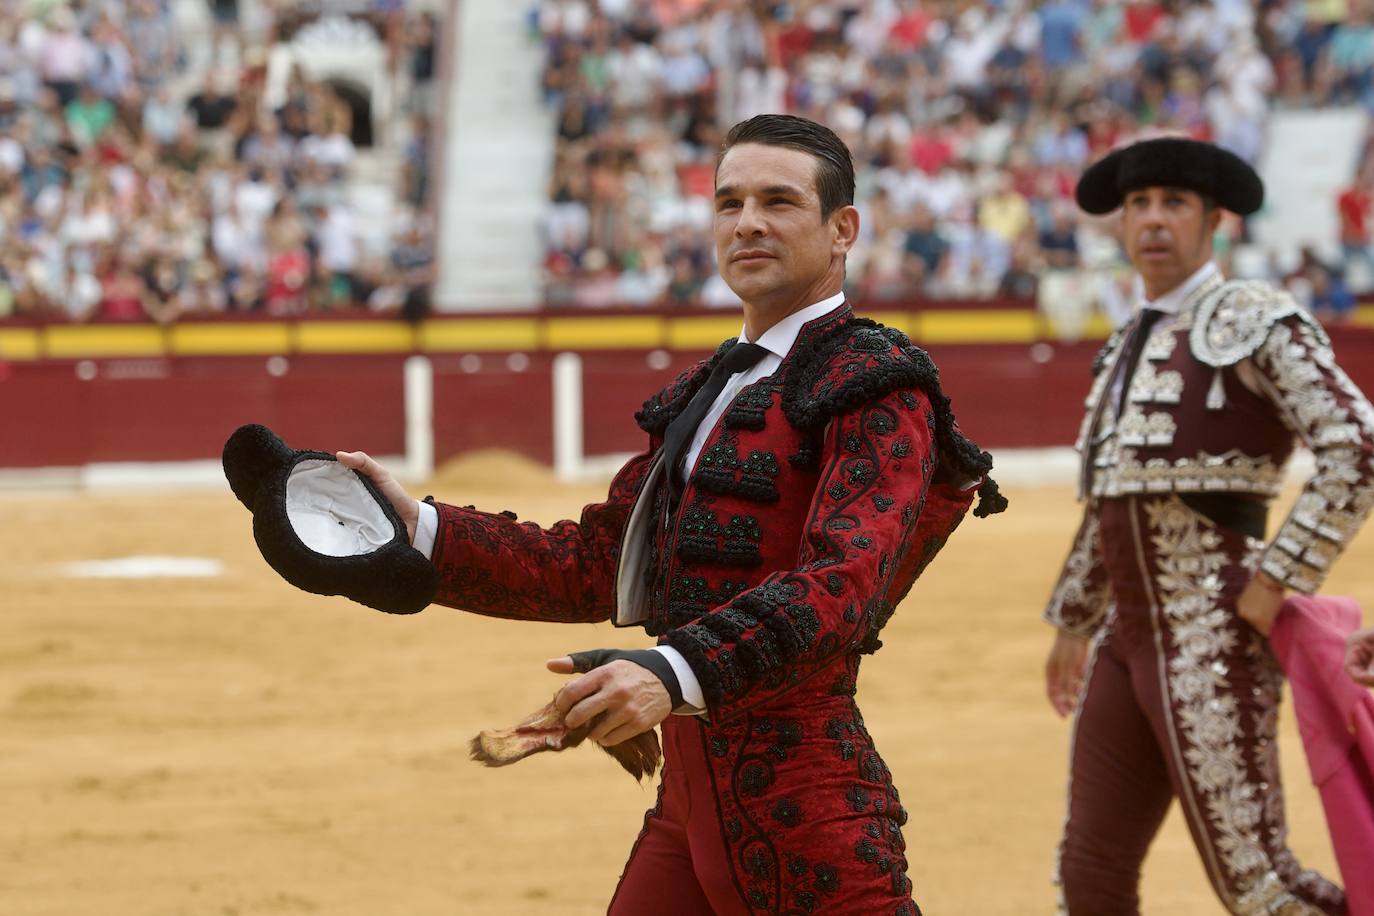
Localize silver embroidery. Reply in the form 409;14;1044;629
1044;511;1112;636
1190;280;1309;369
1144;325;1180;362
1145;498;1324;914
1091;448;1285;499
1129;362;1184;405
1116;405;1177;447
1255;321;1374;593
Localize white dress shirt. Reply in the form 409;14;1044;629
1136;260;1218;319
412;291;849;712
1111;261;1218;416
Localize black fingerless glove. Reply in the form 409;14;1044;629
568;648;685;709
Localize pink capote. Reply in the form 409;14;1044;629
1270;595;1374;916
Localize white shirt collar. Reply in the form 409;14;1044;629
1137;261;1218;316
740;291;848;358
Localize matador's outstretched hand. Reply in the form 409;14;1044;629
336;450;420;545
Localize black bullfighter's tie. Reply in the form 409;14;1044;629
1081;307;1166;497
1113;307;1166;417
662;341;769;497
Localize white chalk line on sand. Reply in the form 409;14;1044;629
58;556;225;579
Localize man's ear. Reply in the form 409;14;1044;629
831;204;861;255
1206;205;1224;236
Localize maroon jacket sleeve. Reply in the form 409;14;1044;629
1250;315;1374;593
428;451;653;623
1042;503;1113;638
661;387;944;722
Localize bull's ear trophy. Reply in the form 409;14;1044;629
470;696;662;782
222;423;438;614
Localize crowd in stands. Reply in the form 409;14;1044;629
0;1;439;323
536;0;1374;311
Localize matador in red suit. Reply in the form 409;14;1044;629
1043;137;1374;915
343;115;1005;914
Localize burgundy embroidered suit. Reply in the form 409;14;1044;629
429;305;1000;915
1046;275;1374;915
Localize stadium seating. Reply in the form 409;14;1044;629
533;0;1374;310
0;0;439;323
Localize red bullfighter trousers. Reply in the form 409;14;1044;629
1057;495;1345;915
610;707;920;915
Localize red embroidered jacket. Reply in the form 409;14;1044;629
425;306;1005;912
428;306;999;721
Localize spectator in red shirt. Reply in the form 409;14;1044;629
98;252;149;321
1122;1;1165;45
1338;162;1374;293
909;126;953;175
888;1;932;53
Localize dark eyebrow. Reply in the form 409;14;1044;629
714;183;807;200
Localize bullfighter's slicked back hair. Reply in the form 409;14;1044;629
718;114;856;219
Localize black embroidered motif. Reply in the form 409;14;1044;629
827;716;859;761
789;435;821;470
773;798;803;827
846;459;874;485
779;316;1007;517
826;573;843;596
666;576;750;625
663;576;823;707
744;843;773;877
676;503;724;565
635;338;737;435
867;410;897;435
851;327;892;353
695;438;782;503
724;378;776;431
873;494;895;512
740;761;773;797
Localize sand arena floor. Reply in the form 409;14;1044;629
2;453;1369;916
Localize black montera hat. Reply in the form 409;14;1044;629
1075;137;1264;216
222;424;438;614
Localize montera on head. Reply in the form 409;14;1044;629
713;114;860;333
1075;137;1264;299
